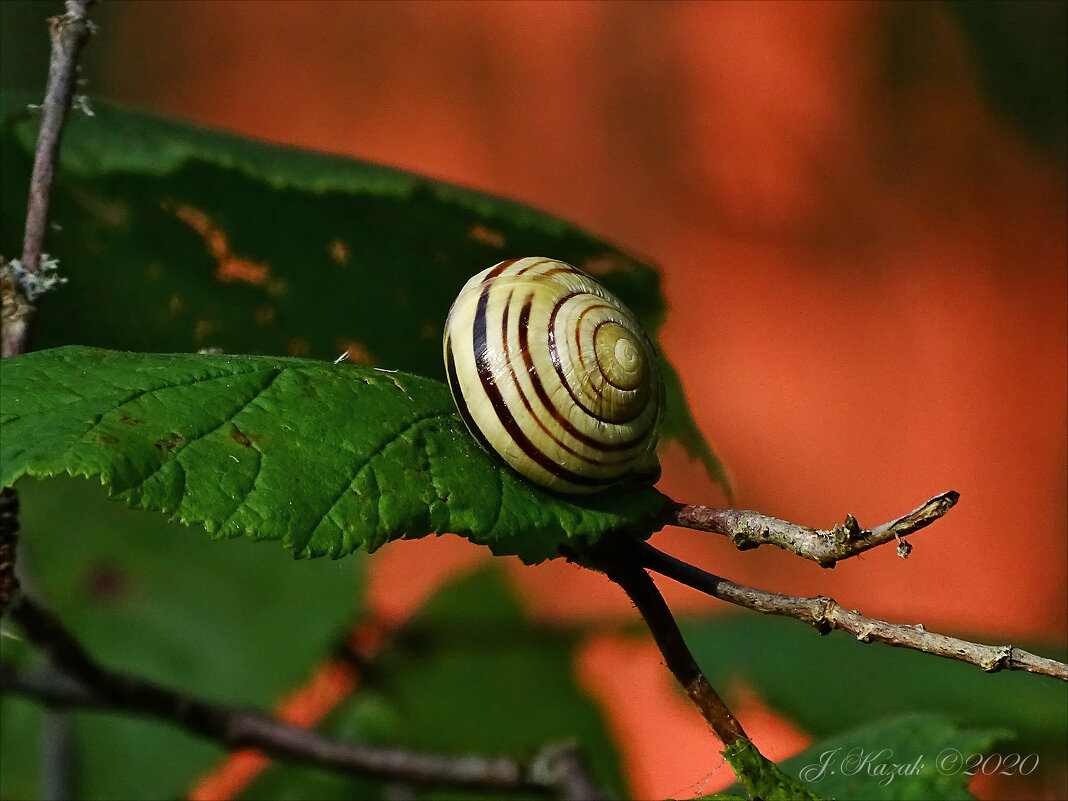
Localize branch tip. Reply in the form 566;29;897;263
668;489;961;566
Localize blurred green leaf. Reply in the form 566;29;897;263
0;91;729;497
0;697;45;800
0;476;364;799
779;713;1008;801
1;346;670;563
679;615;1068;760
244;566;626;800
0;1;65;96
946;0;1067;164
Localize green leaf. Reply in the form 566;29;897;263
0;698;45;801
779;713;1009;801
1;476;365;800
242;566;627;800
1;346;671;563
679;615;1068;761
724;739;824;801
0;91;728;497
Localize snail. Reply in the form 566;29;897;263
443;257;664;494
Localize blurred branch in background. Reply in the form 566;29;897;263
2;594;608;801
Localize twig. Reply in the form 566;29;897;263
2;0;97;622
3;595;607;799
0;489;20;616
4;0;95;358
577;540;749;748
20;0;96;277
528;743;607;801
41;710;74;801
638;542;1068;681
666;491;959;568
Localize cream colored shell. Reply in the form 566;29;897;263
443;257;663;494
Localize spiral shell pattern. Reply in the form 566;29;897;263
443;257;663;494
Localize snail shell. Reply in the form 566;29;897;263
443;257;664;494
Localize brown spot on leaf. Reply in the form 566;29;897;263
230;426;253;447
335;339;375;365
119;413;142;426
154;432;183;452
71;187;130;229
194;318;217;342
267;278;289;297
255;305;276;326
97;432;120;445
328;238;351;264
469;223;506;248
168;294;184;315
218;257;269;284
85;565;129;603
287;337;311;357
172;203;271;286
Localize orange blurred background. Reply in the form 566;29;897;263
64;1;1068;797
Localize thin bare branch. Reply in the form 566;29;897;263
0;489;20;616
638;541;1068;681
576;541;749;748
3;595;606;799
4;0;96;358
20;0;96;276
2;0;98;623
667;490;959;567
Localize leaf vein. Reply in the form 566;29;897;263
130;368;284;494
295;411;454;554
218;439;264;532
68;366;276;457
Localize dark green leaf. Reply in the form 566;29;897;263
779;713;1008;801
679;614;1068;761
1;346;671;563
243;566;627;800
1;476;365;800
0;698;45;801
0;92;728;496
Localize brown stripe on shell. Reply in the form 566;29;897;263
573;300;615;399
539;264;583;279
473;281;614;488
549;292;646;424
517;295;644;457
514;257;555;275
445;334;497;459
498;292;608;466
481;258;521;284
